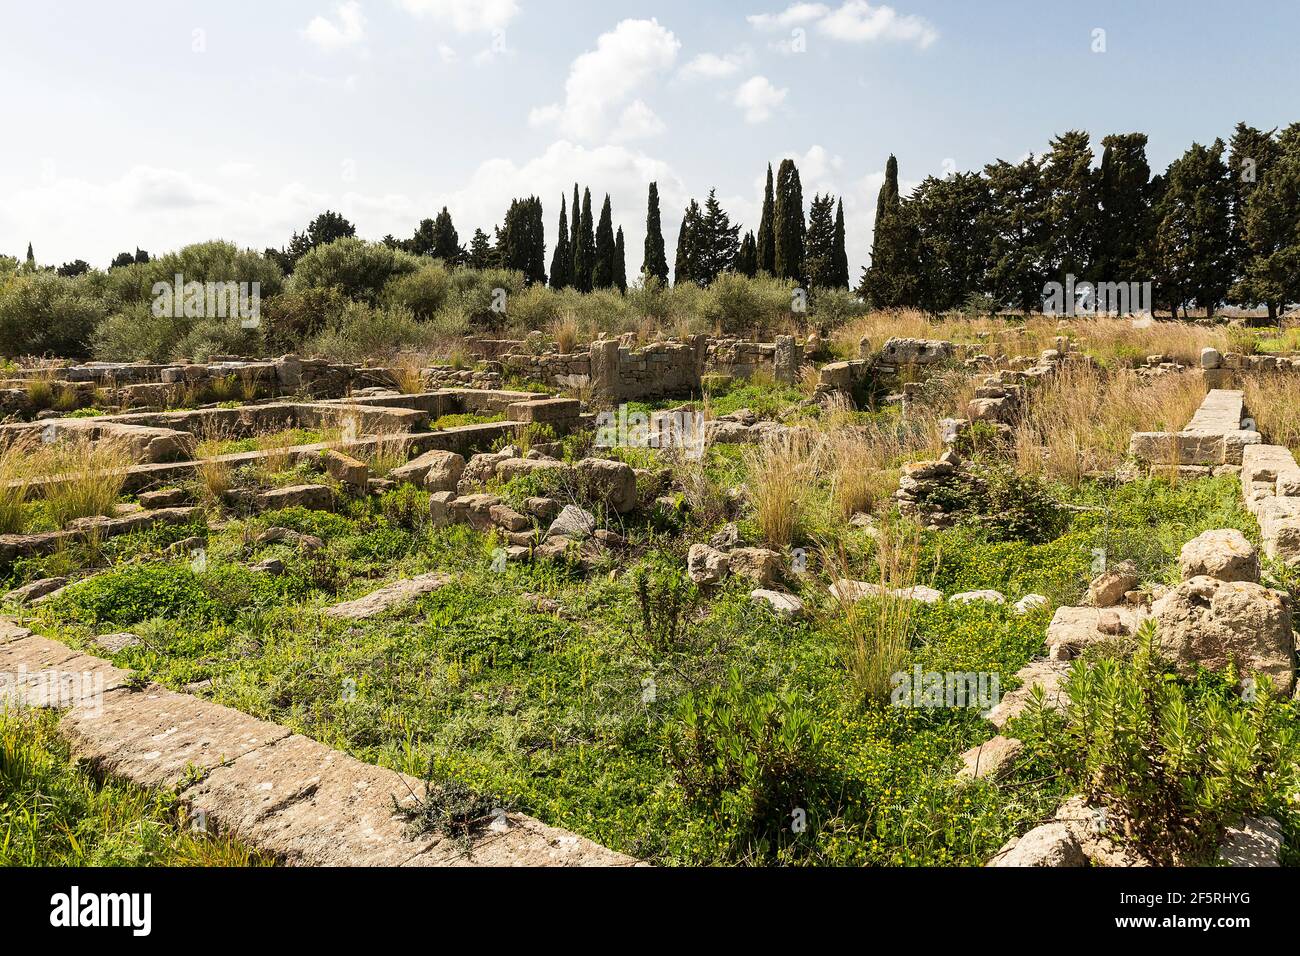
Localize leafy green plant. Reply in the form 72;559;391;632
394;774;510;852
665;671;826;860
1016;619;1300;865
631;562;699;651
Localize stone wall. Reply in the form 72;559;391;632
1129;389;1262;475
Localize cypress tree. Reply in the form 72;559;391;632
642;182;669;284
773;159;805;285
614;227;628;293
550;194;571;289
756;163;776;274
573;188;595;292
736;231;758;277
1041;130;1099;286
468;228;497;269
1236;124;1299;321
832;198;849;288
500;196;547;286
25;243;34;268
982;155;1048;313
593;194;616;289
431;207;462;263
569;184;582;290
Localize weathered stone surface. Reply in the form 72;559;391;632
96;632;141;654
1200;347;1223;370
4;576;68;604
60;684;291;788
987;823;1088;867
708;523;743;550
489;503;530;533
986;659;1070;729
389;448;466;490
726;547;782;587
950;590;1006;605
750;589;804;619
323;572;452;621
957;734;1023;781
1087;561;1138;607
138;488;189;509
576;458;637;513
829;580;943;604
321;449;368;490
1046;605;1148;660
428;491;455;527
1014;593;1049;614
1179;528;1259;582
257;484;334;512
687;544;730;585
547;504;595;539
1219;816;1282;867
523;496;562;520
1150;576;1295;694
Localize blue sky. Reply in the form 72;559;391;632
2;0;1297;278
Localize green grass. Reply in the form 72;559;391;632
0;709;272;866
17;465;1279;866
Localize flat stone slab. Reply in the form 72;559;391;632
324;572;452;621
179;733;446;867
1219;816;1282;867
986;659;1071;729
405;812;640;867
1046;605;1148;660
0;634;133;711
60;684;292;789
957;734;1023;781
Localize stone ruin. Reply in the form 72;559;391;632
1128;387;1262;478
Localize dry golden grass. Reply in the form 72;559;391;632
1243;373;1300;453
1011;364;1205;484
550;313;580;354
833;311;1235;370
389;353;429;394
28;437;133;529
743;430;821;548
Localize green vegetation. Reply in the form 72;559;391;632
0;709;271;866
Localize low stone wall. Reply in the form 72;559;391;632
1242;443;1300;565
1129;389;1262;474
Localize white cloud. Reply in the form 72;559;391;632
612;101;667;142
437;44;458;63
733;76;787;124
530;19;680;141
818;1;938;47
747;3;829;30
678;51;747;81
748;2;938;49
395;0;519;33
303;1;367;53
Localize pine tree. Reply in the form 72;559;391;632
468;228;497;269
982;155;1049;312
1095;134;1153;286
500;197;547;285
832;198;849;289
614;227;628;293
804;193;838;290
1153;139;1234;318
431;207;462;263
550;194;571;289
1041;130;1099;286
642;182;669;284
910;172;993;313
696;189;740;285
756;163;776;275
1237;124;1300;321
592;194;616;288
736;231;758;277
773;159;805;285
674;200;704;285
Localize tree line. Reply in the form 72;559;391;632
862;123;1300;319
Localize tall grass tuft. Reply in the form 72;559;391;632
743;431;820;548
32;437;132;528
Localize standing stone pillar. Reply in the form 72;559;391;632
590;339;621;405
774;335;801;385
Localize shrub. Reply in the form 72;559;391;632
666;670;826;860
304;302;440;362
1016;620;1300;865
288;237;421;303
100;240;284;306
383;263;452;319
0;272;106;357
260;286;349;354
702;272;795;337
631;562;700;651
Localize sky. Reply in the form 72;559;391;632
2;0;1298;280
